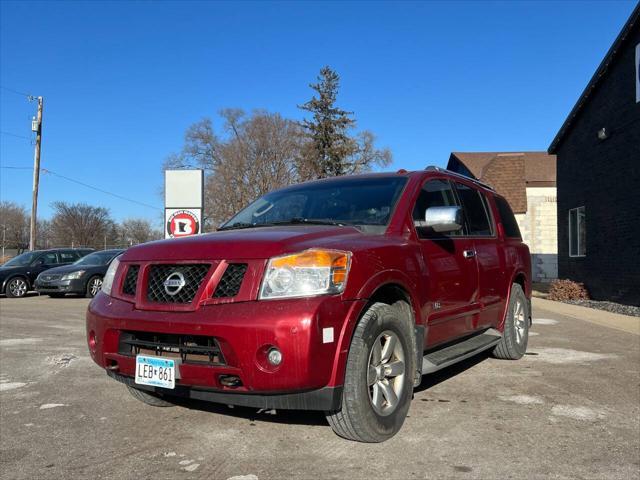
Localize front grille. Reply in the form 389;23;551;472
118;331;225;365
40;274;62;282
122;265;139;296
147;264;210;304
213;263;247;298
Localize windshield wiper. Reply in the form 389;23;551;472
269;217;350;227
219;218;351;231
217;222;261;231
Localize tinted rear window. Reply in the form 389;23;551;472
495;196;521;238
455;183;493;236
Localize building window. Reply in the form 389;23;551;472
568;206;586;257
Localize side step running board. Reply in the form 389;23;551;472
422;328;502;374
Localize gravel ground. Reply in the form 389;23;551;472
562;299;640;317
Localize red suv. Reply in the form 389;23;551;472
87;167;531;442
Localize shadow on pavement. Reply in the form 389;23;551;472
165;351;492;427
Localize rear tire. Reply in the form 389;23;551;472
127;386;175;407
5;277;29;298
492;283;529;360
325;302;415;443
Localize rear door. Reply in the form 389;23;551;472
453;182;503;331
412;178;480;347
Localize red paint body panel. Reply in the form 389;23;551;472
87;170;531;403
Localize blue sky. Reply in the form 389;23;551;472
1;0;636;226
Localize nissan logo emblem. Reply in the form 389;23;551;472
163;271;186;296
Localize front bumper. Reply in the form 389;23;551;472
35;278;85;294
107;370;343;410
86;292;366;409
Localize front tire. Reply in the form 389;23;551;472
127;386;175;407
5;277;29;298
492;283;529;360
325;302;415;443
85;276;103;298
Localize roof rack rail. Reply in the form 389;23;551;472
424;165;495;191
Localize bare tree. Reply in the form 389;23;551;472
50;202;117;249
0;201;30;253
36;219;53;249
119;218;162;246
164;110;309;229
162;70;392;229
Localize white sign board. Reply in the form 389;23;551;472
165;169;204;239
165;208;202;239
636;43;640;103
165;169;204;209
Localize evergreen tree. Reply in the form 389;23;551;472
299;66;358;177
299;66;392;178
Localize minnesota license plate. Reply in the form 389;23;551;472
135;355;175;389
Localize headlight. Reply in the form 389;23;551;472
61;271;85;281
259;249;351;300
101;255;121;296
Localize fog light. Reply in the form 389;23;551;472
267;348;282;366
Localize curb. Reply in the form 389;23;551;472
532;297;640;335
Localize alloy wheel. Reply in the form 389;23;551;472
9;279;28;297
514;299;526;344
89;278;103;297
367;330;406;416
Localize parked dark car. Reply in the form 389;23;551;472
0;248;94;298
35;249;124;298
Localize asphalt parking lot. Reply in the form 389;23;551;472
1;295;638;480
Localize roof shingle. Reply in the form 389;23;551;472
447;151;556;214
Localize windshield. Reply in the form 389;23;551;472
222;176;408;232
3;252;40;267
73;251;119;266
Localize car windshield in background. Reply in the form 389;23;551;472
3;252;40;267
221;176;408;233
74;252;118;266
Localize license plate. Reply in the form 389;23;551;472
135;355;175;389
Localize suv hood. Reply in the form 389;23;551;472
122;225;365;262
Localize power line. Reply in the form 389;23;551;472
0;85;33;99
40;168;162;211
0;165;162;211
0;131;32;140
0;165;32;170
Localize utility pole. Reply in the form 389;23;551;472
1;224;6;260
29;96;43;251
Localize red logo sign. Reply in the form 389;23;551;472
166;210;200;238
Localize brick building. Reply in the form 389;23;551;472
548;4;640;305
447;152;557;282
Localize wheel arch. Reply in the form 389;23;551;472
502;270;531;328
3;274;31;294
330;277;422;388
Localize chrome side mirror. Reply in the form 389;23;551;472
424;206;463;233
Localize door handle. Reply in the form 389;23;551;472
463;249;476;259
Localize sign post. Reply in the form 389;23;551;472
164;170;204;239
